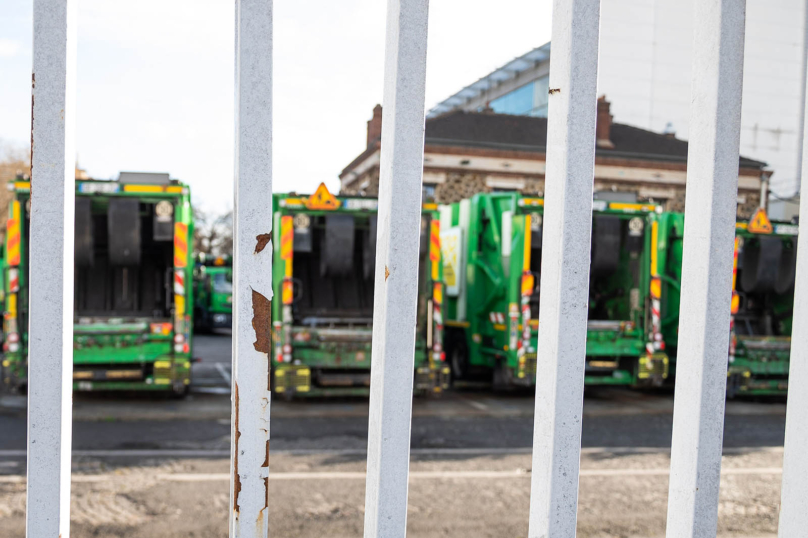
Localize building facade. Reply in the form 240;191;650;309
341;101;769;219
428;0;807;199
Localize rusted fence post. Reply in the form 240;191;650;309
527;0;601;536
363;0;430;536
25;0;77;536
230;0;274;536
665;1;746;536
778;36;808;538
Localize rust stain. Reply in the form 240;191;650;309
252;290;271;353
549;88;561;95
385;266;390;281
264;476;269;509
255;233;271;254
233;383;241;513
262;440;269;467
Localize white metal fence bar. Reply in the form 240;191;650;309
778;51;808;537
363;0;430;536
527;0;601;535
25;0;77;536
665;1;746;536
230;0;274;536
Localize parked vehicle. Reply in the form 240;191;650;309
269;183;449;397
2;174;194;395
655;209;796;397
193;254;232;332
440;193;669;389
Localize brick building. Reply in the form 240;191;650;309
340;100;771;219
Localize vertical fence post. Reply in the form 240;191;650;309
527;0;601;536
363;0;429;536
778;47;808;537
231;0;273;536
25;1;77;536
665;1;746;536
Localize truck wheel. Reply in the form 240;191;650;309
450;338;469;381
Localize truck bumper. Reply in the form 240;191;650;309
272;362;449;398
72;359;191;392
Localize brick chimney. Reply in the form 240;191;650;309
367;104;383;148
596;96;615;149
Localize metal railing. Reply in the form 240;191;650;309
23;0;808;537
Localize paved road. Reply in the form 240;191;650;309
190;332;233;392
0;332;790;537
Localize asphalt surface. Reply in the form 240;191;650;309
0;331;791;537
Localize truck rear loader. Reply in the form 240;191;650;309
2;173;194;394
269;183;449;397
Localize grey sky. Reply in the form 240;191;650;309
0;0;551;212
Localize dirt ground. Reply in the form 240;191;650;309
0;448;783;538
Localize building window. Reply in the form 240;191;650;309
422;184;436;202
489;75;550;117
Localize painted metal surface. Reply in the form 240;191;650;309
779;31;808;535
230;0;274;535
527;0;601;535
363;0;430;536
25;0;77;536
665;1;747;537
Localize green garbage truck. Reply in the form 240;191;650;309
440;192;669;389
729;210;796;396
193;254;233;332
2;173;195;394
269;183;449;397
653;209;796;397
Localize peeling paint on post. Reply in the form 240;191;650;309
25;1;77;537
527;0;601;536
665;1;746;537
362;0;430;537
231;0;273;536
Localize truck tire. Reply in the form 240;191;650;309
450;337;469;381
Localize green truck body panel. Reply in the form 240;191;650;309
654;211;796;397
440;193;668;388
269;188;449;397
2;179;194;393
193;257;233;331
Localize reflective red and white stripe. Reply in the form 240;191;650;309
8;268;19;292
647;277;663;355
174;271;185;296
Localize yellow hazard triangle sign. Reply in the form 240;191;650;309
306;183;341;210
748;208;773;234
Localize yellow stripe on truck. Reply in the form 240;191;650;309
6;200;21;266
174;223;188;268
523;214;532;271
650;220;658;277
281;216;294;278
429;220;440;281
